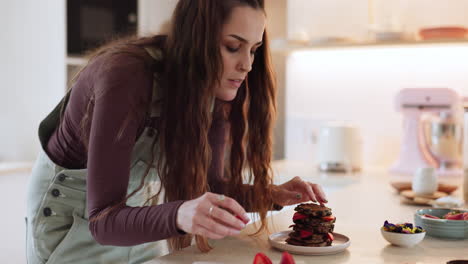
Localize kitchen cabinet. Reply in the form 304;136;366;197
268;0;468;46
66;0;177;84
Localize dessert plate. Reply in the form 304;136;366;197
268;231;350;256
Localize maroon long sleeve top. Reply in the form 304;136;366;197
45;50;253;246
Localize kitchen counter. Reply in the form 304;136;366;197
147;160;468;264
0;161;33;175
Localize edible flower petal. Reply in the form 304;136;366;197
382;220;425;234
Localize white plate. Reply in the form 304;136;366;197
268;231;351;256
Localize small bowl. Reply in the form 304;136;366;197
380;228;426;247
414;208;468;239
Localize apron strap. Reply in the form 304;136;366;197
38;89;72;150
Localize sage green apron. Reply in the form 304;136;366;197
26;47;168;264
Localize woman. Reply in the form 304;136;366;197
26;0;327;263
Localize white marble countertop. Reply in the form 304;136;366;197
147;160;468;264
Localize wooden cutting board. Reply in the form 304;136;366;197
390;181;458;194
399;190;448;206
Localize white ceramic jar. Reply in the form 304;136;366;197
412;167;438;195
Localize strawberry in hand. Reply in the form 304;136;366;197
236;214;249;224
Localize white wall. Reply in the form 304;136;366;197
0;0;66;162
283;43;468;168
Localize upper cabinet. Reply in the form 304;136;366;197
67;1;137;56
66;0;177;82
66;0;468;65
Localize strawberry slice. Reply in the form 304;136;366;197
300;230;313;239
280;251;296;264
327;233;334;241
423;214;440;219
293;212;307;221
464;212;468;220
322;216;335;222
445;213;464;220
253;253;273;264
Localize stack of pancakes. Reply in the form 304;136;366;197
286;203;335;247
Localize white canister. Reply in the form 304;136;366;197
412;167;438;195
316;123;362;172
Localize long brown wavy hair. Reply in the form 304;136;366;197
161;0;276;251
76;0;276;253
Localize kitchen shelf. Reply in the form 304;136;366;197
271;38;468;53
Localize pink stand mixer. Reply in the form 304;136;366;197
390;88;464;178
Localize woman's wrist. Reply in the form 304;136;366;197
269;184;281;206
269;185;286;210
175;200;188;234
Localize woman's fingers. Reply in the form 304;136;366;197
208;204;246;230
186;192;248;239
305;184;317;203
289;177;328;204
197;210;242;238
176;192;249;237
294;177;317;203
208;193;250;224
311;183;328;203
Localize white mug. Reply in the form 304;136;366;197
412;167;438;195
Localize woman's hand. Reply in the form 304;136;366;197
176;192;250;239
271;176;328;206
